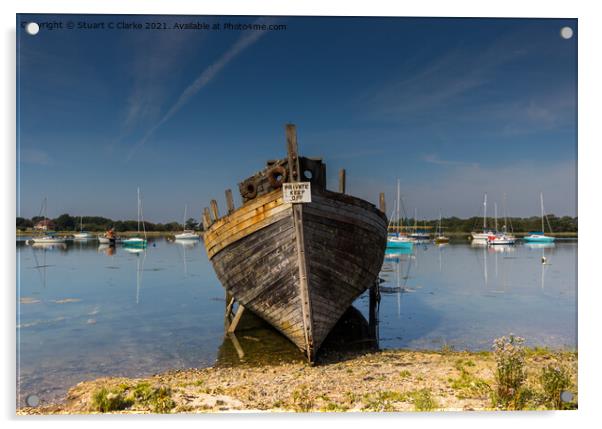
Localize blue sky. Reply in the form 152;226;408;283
17;15;577;222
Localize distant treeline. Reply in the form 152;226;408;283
16;213;578;233
390;215;577;233
16;214;201;232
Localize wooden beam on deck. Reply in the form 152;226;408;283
202;208;211;229
379;192;386;214
210;199;220;221
286;123;315;362
225;189;235;214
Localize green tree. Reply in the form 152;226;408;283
54;213;76;230
16;217;33;230
185;218;198;230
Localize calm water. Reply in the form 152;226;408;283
16;238;577;405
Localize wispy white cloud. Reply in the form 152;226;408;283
21;149;52;165
423;153;479;168
126;19;275;160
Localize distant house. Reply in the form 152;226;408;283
34;219;55;231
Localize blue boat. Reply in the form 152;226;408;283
387;234;414;249
386;179;414;250
523;233;555;243
523;193;555;244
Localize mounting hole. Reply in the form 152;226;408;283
26;394;40;407
560;26;573;40
303;170;313;180
560;390;574;403
26;22;40;36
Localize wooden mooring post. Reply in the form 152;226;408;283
379;192;386;214
369;279;381;348
339;169;346;194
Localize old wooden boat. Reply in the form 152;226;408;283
203;124;388;361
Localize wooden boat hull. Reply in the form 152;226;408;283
204;188;387;361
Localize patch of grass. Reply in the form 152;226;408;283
449;371;491;399
129;382;153;403
291;385;314;412
540;363;574;410
91;387;133;412
344;391;359;405
320;402;349;412
124;382;176;413
492;335;527;410
399;370;412;379
148;386;176;413
526;346;553;358
409;388;438;411
361;390;409;412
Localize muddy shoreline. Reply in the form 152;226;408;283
17;347;577;414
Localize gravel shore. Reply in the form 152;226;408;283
17;347;577;414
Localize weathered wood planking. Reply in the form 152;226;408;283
203;124;387;361
206;186;387;358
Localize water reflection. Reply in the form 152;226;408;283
16;238;577;405
217;306;377;366
174;239;198;276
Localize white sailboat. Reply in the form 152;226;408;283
434;210;450;244
488;201;516;245
174;204;199;240
409;208;430;242
73;215;95;240
31;197;66;244
122;187;148;248
471;193;495;241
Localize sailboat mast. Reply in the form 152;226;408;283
396;179;400;232
137;187;140;233
503;193;508;232
494;203;498;232
483;193;487;230
540;192;544;233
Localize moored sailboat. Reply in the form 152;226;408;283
471;193;495;241
122;187;148;249
30;197;67;244
434;210;450;244
387;179;413;250
73;216;95;240
487;201;516;245
174;204;200;240
523;192;556;243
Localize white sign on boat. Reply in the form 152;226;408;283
283;182;312;203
